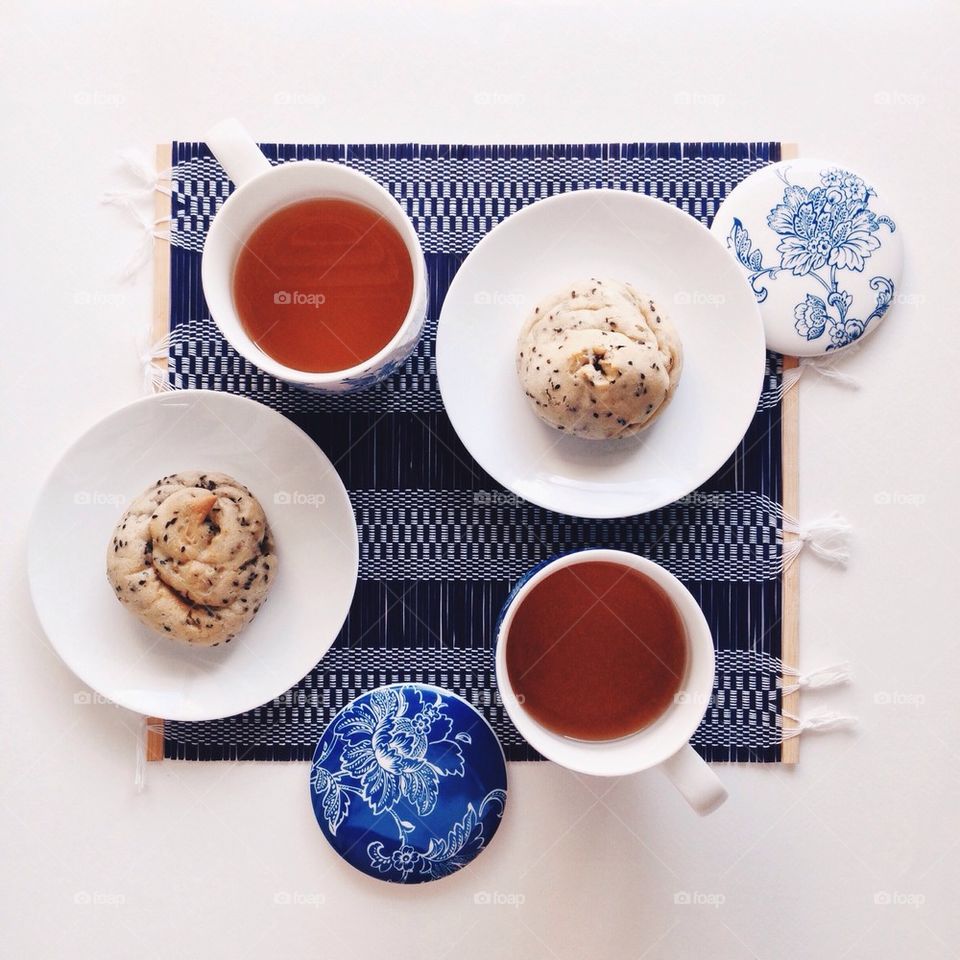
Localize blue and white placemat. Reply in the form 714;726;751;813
157;140;790;763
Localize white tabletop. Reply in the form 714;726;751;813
3;2;958;957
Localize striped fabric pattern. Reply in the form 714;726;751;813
161;140;786;763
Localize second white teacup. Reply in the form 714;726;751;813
201;118;428;393
495;549;728;816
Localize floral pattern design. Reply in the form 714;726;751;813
367;789;508;881
310;684;507;883
727;166;896;349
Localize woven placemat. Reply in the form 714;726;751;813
146;140;799;764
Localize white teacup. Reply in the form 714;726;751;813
495;549;728;816
201;118;428;393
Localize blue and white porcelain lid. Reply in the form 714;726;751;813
711;158;902;356
309;683;508;884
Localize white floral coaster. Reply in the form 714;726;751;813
711;158;902;356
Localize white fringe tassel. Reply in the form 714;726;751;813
103;195;170;281
101;146;172;281
140;329;190;394
777;346;862;400
781;710;858;740
782;511;852;569
139;332;177;394
781;661;852;696
100;147;171;203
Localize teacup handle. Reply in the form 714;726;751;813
660;744;728;816
205;118;272;188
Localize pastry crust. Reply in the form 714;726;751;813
106;472;277;646
516;279;683;439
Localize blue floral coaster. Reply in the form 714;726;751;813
309;684;508;883
711;158;902;355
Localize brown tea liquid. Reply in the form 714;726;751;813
504;561;688;741
232;197;413;373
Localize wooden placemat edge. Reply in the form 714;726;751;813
146;142;172;761
779;141;800;763
151;142;172;348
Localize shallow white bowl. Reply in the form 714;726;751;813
28;390;358;721
435;189;766;518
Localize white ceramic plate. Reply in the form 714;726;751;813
28;390;358;721
436;189;766;518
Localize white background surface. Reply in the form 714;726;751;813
2;2;958;957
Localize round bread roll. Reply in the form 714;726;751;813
516;279;683;439
106;471;277;646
